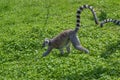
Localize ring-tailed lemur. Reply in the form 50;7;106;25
42;5;99;57
100;19;120;27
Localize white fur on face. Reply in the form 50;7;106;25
44;39;49;46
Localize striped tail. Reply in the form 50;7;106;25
75;5;99;32
100;19;120;27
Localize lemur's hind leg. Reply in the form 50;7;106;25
42;47;53;57
70;34;89;53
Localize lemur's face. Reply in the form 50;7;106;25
42;38;49;48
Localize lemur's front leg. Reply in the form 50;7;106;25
66;43;70;53
42;47;53;57
59;49;64;55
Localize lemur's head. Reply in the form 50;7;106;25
42;38;50;48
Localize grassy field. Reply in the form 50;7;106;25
0;0;120;80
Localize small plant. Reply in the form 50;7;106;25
99;10;107;21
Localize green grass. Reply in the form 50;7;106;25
0;0;120;80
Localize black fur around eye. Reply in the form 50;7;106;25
45;41;49;43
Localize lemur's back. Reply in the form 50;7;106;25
50;29;73;49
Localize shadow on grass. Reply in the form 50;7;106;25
52;50;88;58
53;53;70;58
62;66;120;80
100;40;120;58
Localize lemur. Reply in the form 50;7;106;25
42;5;99;57
100;19;120;27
